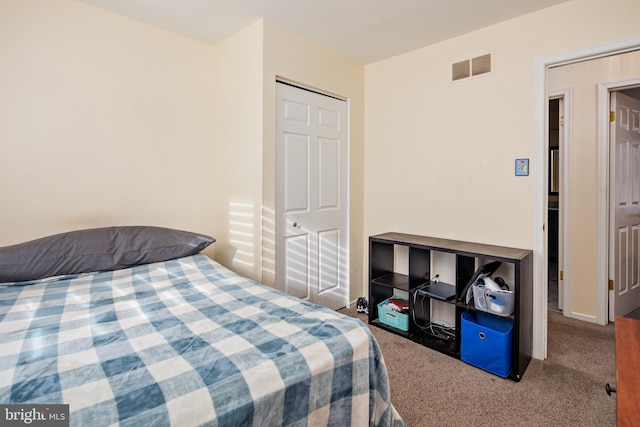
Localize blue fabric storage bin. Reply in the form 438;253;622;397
460;311;513;378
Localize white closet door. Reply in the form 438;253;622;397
275;82;349;310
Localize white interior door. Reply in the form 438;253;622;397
611;91;640;317
275;82;349;310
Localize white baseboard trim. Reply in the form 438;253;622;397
565;311;598;324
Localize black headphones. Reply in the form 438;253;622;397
493;277;509;291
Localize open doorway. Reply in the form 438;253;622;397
534;36;640;360
545;55;640;325
546;56;640;325
546;90;570;316
547;98;561;312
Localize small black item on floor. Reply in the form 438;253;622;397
356;297;369;314
605;383;616;395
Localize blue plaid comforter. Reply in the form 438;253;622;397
0;254;405;427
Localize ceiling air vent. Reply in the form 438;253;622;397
452;53;492;81
452;60;470;81
472;53;492;76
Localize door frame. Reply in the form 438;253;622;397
600;80;640;322
534;34;640;360
274;79;351;309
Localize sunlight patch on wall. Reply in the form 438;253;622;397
229;201;255;271
262;205;276;282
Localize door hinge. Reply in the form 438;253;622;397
610;111;615;122
609;279;614;290
559;116;564;127
560;271;563;281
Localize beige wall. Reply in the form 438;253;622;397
364;0;640;327
549;50;640;317
0;0;217;256
211;22;264;280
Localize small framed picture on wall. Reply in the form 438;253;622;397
515;158;529;176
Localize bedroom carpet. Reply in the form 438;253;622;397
338;308;616;427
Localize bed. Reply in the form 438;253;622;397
0;226;405;427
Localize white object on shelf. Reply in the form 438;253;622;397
472;280;514;317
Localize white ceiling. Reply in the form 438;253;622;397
79;0;568;64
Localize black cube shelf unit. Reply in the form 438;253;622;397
368;232;533;381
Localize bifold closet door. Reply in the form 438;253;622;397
275;82;349;310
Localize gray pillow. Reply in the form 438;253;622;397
0;226;215;283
